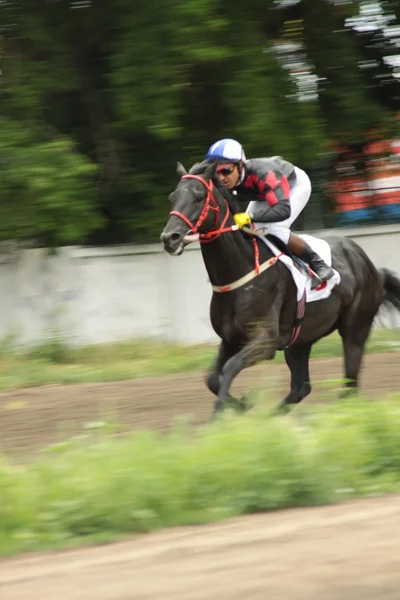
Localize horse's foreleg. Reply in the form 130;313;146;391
206;340;248;414
213;334;275;418
212;288;285;419
206;340;234;395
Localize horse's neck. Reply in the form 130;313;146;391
200;232;271;287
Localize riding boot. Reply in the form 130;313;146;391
287;233;335;290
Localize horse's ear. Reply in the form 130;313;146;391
204;160;218;181
176;162;187;177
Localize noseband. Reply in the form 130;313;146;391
169;174;235;242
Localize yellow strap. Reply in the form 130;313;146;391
211;255;279;293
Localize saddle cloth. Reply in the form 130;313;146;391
254;228;341;303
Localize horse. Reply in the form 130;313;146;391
160;159;400;418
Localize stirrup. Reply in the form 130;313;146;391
310;274;322;290
310;266;334;290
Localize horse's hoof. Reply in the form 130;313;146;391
271;402;292;416
210;403;224;422
338;387;358;399
233;400;247;414
239;395;255;413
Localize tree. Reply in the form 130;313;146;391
0;0;398;245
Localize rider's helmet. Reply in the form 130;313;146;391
204;138;246;163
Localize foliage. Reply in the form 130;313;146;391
1;397;400;555
0;328;399;391
0;0;398;245
0;120;100;246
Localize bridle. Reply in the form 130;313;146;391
169;174;237;243
166;173;305;349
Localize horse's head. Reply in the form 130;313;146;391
160;160;229;255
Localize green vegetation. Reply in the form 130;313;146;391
1;397;400;556
0;328;398;391
0;2;399;245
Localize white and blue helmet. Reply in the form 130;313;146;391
204;138;246;163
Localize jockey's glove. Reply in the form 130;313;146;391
233;212;252;229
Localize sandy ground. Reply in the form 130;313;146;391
0;353;399;455
1;353;400;599
1;494;400;599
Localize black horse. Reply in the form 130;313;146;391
160;160;400;417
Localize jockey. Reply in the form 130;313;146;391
204;138;334;289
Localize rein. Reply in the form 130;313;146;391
169;174;259;272
169;174;236;243
168;173;305;348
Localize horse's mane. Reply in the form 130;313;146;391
188;160;210;175
187;160;226;195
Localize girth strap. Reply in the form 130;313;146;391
283;288;307;348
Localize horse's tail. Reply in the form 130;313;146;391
380;268;400;312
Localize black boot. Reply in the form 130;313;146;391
298;243;335;290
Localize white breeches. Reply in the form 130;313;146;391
246;166;312;244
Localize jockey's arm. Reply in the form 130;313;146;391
248;170;291;223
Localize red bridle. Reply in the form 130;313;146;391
166;173;305;347
168;173;260;271
168;174;235;243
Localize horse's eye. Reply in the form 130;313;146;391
194;191;204;202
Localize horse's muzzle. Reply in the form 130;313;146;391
160;230;185;255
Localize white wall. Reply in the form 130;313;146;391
1;224;400;347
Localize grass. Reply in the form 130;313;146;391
1;397;400;556
0;328;398;392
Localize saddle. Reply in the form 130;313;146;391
243;228;311;280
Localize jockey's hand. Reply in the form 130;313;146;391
233;212;252;229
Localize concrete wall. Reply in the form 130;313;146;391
1;224;400;347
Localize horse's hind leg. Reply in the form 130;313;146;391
338;309;376;395
274;341;313;414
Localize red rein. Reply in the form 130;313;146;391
169;174;231;242
168;174;260;271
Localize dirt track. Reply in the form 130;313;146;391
1;494;400;599
1;353;400;597
0;353;400;455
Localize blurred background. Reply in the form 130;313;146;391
0;0;399;249
1;4;400;591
